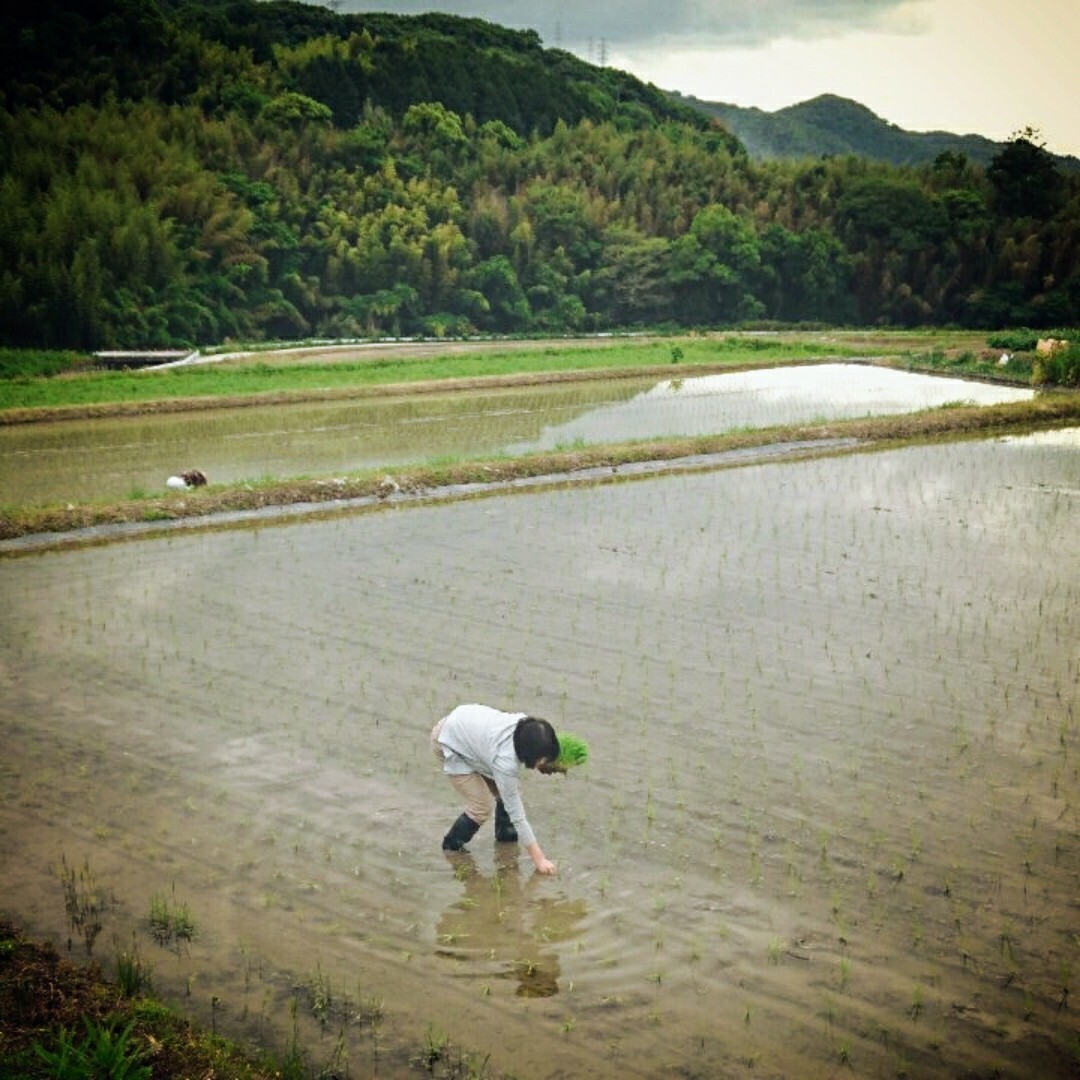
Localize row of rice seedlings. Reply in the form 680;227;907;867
148;886;195;951
6;427;1071;1071
488;443;1079;1071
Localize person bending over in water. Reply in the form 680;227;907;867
431;703;559;875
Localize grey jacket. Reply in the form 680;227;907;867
436;703;536;847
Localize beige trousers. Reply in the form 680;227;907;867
431;716;499;824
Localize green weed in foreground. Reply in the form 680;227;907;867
0;919;307;1079
114;936;153;999
34;1018;151;1080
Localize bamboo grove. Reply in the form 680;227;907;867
2;0;1078;351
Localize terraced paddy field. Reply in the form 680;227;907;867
2;419;1077;1077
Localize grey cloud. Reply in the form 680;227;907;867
339;1;907;48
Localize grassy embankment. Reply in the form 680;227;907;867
0;336;871;416
0;919;285;1080
1;330;1018;417
1;332;1077;542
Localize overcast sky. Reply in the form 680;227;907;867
327;0;1080;157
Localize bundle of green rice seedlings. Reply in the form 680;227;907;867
547;733;589;773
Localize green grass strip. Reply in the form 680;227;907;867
0;338;859;412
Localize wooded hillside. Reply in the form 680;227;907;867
2;0;1077;349
676;93;1080;172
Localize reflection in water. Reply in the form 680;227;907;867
435;850;587;998
1000;425;1080;447
509;363;1034;452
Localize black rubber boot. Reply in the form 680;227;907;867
442;813;481;851
494;800;518;843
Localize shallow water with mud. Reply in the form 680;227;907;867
1;432;1077;1077
0;365;1031;508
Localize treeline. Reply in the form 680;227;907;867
1;0;1077;350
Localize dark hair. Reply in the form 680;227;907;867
514;716;560;768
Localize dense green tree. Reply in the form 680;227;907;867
400;101;468;177
0;0;1077;346
523;181;604;270
465;256;530;330
756;225;854;323
670;205;763;323
987;129;1062;220
593;236;675;325
339;283;419;337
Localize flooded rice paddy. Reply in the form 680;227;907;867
1;427;1077;1077
0;364;1031;508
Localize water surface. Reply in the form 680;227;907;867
0;365;1032;507
509;363;1033;450
1;432;1076;1077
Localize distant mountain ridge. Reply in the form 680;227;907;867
673;91;1080;171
